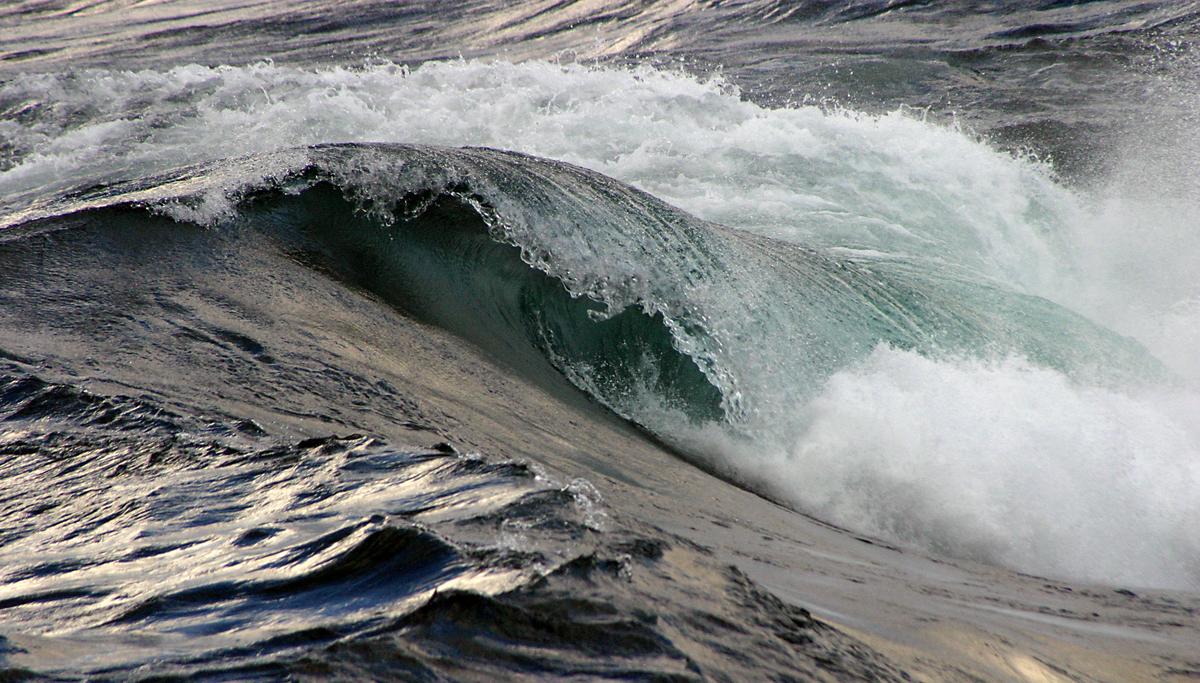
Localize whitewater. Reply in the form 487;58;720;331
4;58;1197;594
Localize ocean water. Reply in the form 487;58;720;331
2;2;1199;680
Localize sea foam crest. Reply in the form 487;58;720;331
1;60;1068;293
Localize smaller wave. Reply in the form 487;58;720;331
0;363;903;681
0;364;604;674
3;0;1192;74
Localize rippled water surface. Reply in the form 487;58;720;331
2;2;1200;680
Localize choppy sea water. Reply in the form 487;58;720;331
2;2;1199;680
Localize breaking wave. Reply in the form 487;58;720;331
3;60;1199;590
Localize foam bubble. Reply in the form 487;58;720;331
697;347;1200;590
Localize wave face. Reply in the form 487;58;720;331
3;58;1200;594
248;143;1200;591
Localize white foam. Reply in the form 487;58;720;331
0;60;1072;294
698;347;1200;590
